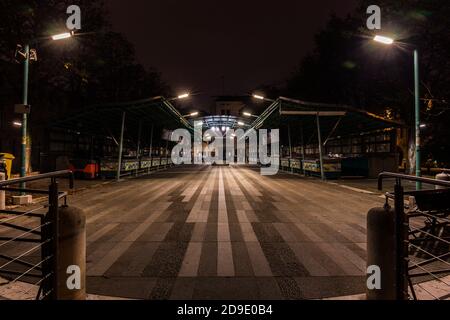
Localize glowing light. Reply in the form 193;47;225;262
51;32;73;41
178;93;190;99
373;35;394;45
253;94;265;100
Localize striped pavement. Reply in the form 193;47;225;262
66;165;383;299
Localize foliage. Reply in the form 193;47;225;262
284;0;450;164
0;0;170;126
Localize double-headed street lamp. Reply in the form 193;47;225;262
18;31;74;190
373;35;422;189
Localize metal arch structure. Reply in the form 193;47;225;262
50;96;192;136
250;96;404;133
47;96;192;180
194;115;252;131
249;96;405;180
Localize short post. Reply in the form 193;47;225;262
435;172;450;190
393;183;408;300
116;111;126;181
0;173;5;210
287;124;293;173
366;204;397;300
148;124;154;174
136;120;142;177
57;205;86;300
316;112;325;180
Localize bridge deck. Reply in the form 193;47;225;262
68;165;384;299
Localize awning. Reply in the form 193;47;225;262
50;96;192;138
251;96;405;138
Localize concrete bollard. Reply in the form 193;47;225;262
0;173;5;210
435;172;450;190
57;206;86;300
366;206;397;300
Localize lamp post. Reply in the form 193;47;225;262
373;35;422;189
20;44;30;190
19;32;73;191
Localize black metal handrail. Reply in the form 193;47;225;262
377;172;450;300
378;172;450;190
0;170;74;189
0;170;74;300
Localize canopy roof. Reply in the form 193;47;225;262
197;115;252;130
50;96;192;137
251;96;404;138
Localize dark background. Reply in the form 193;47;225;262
0;0;449;166
106;0;358;109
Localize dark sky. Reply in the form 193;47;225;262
106;0;358;110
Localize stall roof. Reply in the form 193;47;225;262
51;96;192;137
251;96;405;138
198;115;252;130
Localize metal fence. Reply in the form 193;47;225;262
0;171;73;300
378;173;450;300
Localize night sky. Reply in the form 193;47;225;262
106;0;358;110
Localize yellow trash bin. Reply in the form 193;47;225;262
0;153;15;180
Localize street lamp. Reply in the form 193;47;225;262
243;112;258;118
168;92;191;102
19;31;74;190
182;111;199;118
373;35;394;45
252;94;276;102
51;31;74;41
373;34;422;189
177;93;190;99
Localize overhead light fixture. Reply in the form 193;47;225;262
237;121;245;126
178;93;190;99
420;124;427;128
13;121;22;127
253;94;265;100
373;35;394;45
243;112;252;117
190;112;199;117
51;32;73;41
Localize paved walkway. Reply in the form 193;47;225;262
63;165;382;299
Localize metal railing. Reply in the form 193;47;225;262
0;170;73;300
378;172;450;300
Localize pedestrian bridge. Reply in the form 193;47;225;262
70;165;380;299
